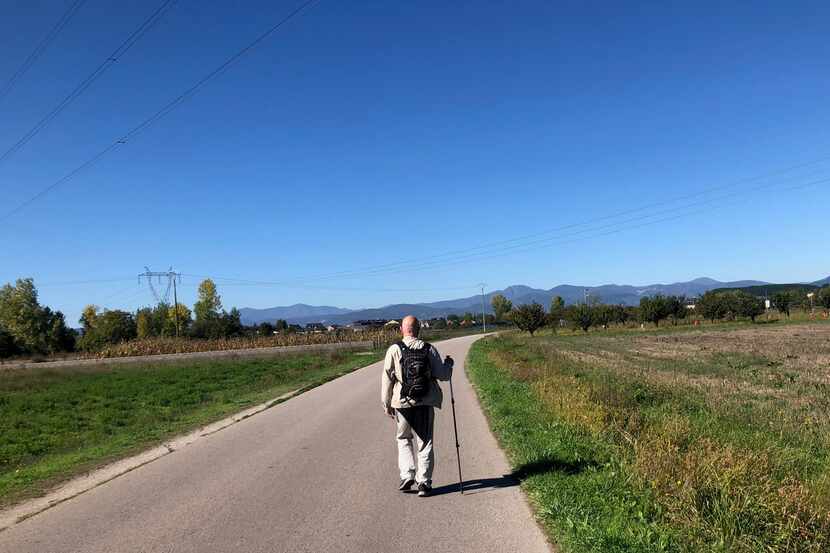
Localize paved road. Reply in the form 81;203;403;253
0;335;552;553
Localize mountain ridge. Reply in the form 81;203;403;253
240;276;828;325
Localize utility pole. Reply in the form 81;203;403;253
584;288;589;305
478;282;487;333
172;276;180;337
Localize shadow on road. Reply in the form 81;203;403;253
426;456;595;497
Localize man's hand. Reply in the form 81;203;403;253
384;405;395;419
444;355;454;367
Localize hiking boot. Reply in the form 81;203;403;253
417;482;432;497
399;477;415;491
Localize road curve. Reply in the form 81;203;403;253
0;335;552;553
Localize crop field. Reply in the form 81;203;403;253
2;327;484;364
0;348;381;509
468;321;830;552
74;329;399;360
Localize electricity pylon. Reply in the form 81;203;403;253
138;267;182;336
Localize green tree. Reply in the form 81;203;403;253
639;295;669;327
772;291;793;318
194;279;222;321
609;304;629;325
275;319;289;332
567;303;594;332
592;304;613;329
0;279;72;357
511;303;547;335
817;287;830;309
136;303;172;338
0;278;50;353
697;291;725;322
733;291;764;322
0;326;19;358
549;296;566;327
166;303;192;335
80;304;99;332
665;295;687;325
225;308;243;336
45;310;75;353
431;318;447;329
136;308;154;339
78;310;137;351
258;322;275;336
491;294;513;322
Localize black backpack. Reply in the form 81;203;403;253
398;341;432;400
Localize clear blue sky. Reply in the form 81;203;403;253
2;0;829;324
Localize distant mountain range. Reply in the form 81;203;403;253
239;275;830;325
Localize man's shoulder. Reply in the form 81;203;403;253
386;341;404;354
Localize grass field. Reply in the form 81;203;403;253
0;348;381;509
468;321;830;552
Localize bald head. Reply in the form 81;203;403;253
401;315;420;338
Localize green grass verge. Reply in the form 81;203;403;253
467;323;830;552
467;338;678;552
0;349;380;508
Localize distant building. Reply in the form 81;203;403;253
305;322;326;333
350;319;387;331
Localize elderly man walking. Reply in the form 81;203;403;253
381;315;454;497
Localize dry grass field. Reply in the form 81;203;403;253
468;321;830;552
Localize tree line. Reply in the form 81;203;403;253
0;278;247;358
493;286;830;335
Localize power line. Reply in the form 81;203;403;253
0;0;319;222
0;0;176;164
269;156;830;284
0;0;87;103
35;276;135;286
367;176;830;277
220;170;830;285
21;170;829;294
176;173;828;289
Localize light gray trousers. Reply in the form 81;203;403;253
395;406;435;485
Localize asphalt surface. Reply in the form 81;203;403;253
0;334;552;553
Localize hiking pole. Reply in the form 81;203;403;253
448;367;464;494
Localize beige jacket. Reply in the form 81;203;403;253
381;336;453;410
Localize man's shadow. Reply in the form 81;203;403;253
420;456;595;497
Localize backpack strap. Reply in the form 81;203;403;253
396;340;408;352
